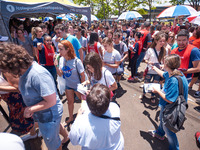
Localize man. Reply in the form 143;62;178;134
136;21;152;74
52;25;61;53
171;29;200;82
74;26;87;60
122;23;130;46
113;32;128;87
56;24;83;62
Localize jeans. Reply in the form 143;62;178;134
156;105;179;150
136;51;146;74
130;55;139;77
44;65;57;86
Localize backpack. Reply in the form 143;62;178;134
162;76;188;133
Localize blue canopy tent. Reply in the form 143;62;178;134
0;0;91;40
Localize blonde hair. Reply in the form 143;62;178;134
31;27;42;41
164;54;183;76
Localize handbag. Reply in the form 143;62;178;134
162;76;188;133
116;62;124;75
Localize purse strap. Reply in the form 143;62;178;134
153;48;161;64
75;58;81;83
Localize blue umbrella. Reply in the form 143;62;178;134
118;11;142;20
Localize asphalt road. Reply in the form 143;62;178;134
1;62;200;150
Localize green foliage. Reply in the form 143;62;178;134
137;8;148;15
169;0;186;5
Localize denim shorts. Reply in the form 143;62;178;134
65;85;78;91
38;117;61;150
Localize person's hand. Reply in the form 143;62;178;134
102;62;106;66
152;86;159;94
152;65;158;71
54;57;59;66
55;37;61;42
24;107;33;118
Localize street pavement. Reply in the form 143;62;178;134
0;62;200;150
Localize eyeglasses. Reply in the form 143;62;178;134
169;36;174;38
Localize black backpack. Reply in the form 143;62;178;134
162;76;188;133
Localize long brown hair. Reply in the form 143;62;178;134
150;31;166;62
84;52;102;80
60;40;76;59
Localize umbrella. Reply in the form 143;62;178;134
187;12;200;25
80;15;99;21
157;5;197;18
44;17;54;22
56;14;72;21
118;11;142;20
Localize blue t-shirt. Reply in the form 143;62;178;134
159;72;188;107
61;35;82;59
33;37;44;47
178;47;200;80
19;62;63;122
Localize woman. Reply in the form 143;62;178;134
32;27;44;61
88;32;103;57
189;26;200;49
54;40;85;124
149;54;188;150
0;72;37;141
140;31;166;103
69;84;124;149
167;32;175;47
128;32;143;82
39;35;57;84
83;52;117;92
102;37;121;77
0;43;63;150
15;29;33;57
107;30;113;40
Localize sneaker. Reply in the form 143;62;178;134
195;132;200;145
127;76;132;80
148;130;165;140
21;134;37;141
194;91;200;98
128;77;134;82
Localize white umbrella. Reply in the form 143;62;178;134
118;11;142;20
157;5;197;18
80;15;99;21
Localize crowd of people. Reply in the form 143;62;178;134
0;16;200;150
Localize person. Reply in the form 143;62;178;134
189;26;200;49
54;40;85;124
149;54;188;150
83;52;117;92
170;18;180;35
167;32;175;47
195;131;200;148
113;32;128;87
56;24;83;62
136;21;152;74
0;133;25;150
38;35;57;84
14;29;33;57
128;32;143;82
32;27;44;61
102;37;121;80
0;72;38;141
69;83;124;149
140;31;166;103
171;29;200;83
87;32;103;57
75;26;88;60
0;42;64;150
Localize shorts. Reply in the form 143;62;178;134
65;85;78;91
38;117;62;150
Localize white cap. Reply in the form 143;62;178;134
0;133;25;150
0;35;8;42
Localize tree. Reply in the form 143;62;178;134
169;0;186;5
188;0;200;11
111;0;142;16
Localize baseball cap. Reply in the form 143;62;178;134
0;35;8;42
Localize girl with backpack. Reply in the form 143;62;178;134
149;54;188;150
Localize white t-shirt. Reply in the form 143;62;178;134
103;50;121;74
144;48;163;74
90;67;115;88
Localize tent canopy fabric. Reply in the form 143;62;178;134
0;0;91;40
